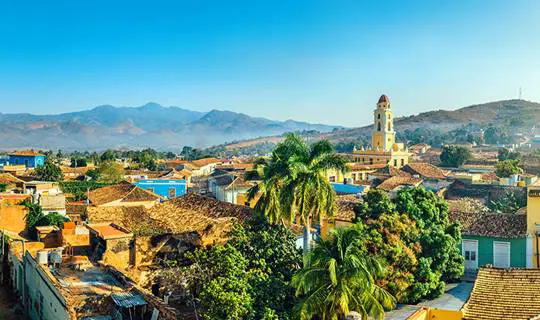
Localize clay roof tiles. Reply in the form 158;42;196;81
9;150;44;156
402;162;448;180
88;181;160;206
462;267;540;320
448;211;526;238
376;176;423;191
0;173;24;185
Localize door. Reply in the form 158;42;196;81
493;241;511;268
463;240;478;270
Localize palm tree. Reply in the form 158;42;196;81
247;133;347;252
292;227;396;320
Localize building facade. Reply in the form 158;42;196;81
349;95;410;168
8;151;45;168
134;179;187;199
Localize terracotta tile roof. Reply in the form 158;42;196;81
0;173;24;185
480;172;498;181
462;267;540;320
88;181;160;206
333;195;360;222
376;176;423;191
9;150;44;156
402;163;448;179
191;157;221;168
448;211;526;238
87;193;253;243
447;198;489;214
374;165;411;177
86;222;132;240
159;168;192;179
66;202;87;215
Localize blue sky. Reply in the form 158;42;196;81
0;0;539;126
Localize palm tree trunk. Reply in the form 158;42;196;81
303;218;311;254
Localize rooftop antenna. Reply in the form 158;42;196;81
519;87;522;100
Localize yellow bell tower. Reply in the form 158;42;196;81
371;94;395;151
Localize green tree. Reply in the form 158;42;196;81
100;149;117;162
248;133;347;252
354;188;464;303
488;190;525;213
495;159;521;178
354;189;395;220
94;161;124;183
439;145;471;167
35;158;64;181
188;245;254;320
498;148;520;161
0;183;7;192
292;226;395;320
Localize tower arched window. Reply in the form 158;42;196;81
388;123;391;131
377;114;380;119
377;122;381;131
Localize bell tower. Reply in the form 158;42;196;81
371;94;395;151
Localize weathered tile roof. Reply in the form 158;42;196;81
333;195;360;222
402;162;448;180
191;157;221;168
87;193;253;243
88;181;160;206
374;165;411;177
0;173;24;185
448;211;526;238
376;176;423;191
462;267;540;320
480;171;498;181
447;198;489;214
9;150;44;156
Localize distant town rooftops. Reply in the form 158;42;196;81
402;162;448;180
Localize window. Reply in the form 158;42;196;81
369;158;373;165
388;123;391;131
352;173;356;180
388;114;391;119
168;187;176;198
377;122;381;131
394;159;397;167
329;176;336;182
401;159;405;166
377;114;381;119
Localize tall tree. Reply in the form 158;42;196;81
292;226;395;320
248;133;347;252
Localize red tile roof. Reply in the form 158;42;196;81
402;163;448;179
9;150;44;156
88;181;160;206
448;211;526;238
376;176;422;191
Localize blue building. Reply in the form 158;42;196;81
8;150;46;168
134;179;187;199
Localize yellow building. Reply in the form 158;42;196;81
527;179;540;267
350;94;411;168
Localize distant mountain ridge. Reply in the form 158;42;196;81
220;99;540;151
0;103;341;150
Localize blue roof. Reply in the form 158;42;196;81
331;183;366;195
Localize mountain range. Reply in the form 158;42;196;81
220;99;540;151
0;103;341;150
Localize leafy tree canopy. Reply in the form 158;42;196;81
354;188;463;303
94;160;124;184
35;158;64;182
495;159;521;178
439;145;471;167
